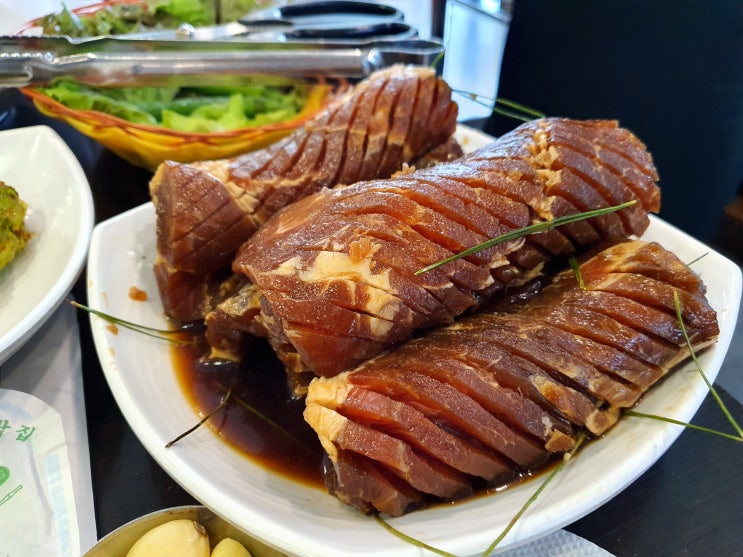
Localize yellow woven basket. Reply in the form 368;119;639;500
18;1;346;170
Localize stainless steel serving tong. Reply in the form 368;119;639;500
0;34;444;88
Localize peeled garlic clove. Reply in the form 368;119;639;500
126;519;210;557
211;538;253;557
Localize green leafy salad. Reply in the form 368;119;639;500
38;0;264;37
34;0;310;133
37;77;313;133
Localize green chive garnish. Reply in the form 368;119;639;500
481;432;588;555
415;200;638;275
70;299;195;344
672;290;742;439
568;255;586;290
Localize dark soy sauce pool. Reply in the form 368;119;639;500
171;332;563;507
172;334;325;489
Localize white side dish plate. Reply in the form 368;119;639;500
87;126;741;556
0;125;94;364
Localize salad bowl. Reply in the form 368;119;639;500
16;0;345;170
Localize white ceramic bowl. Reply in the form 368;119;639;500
0;125;94;364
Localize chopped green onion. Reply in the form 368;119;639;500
494;98;546;119
624;409;742;442
375;515;458;557
167;380;317;453
378;432;589;556
224;385;317;453
673;290;743;439
685;252;709;268
166;386;234;448
69;299;195;344
568;255;586;290
492;98;546;122
415;200;638;275
623;290;742;441
481;432;588;555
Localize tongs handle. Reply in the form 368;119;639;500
0;36;444;88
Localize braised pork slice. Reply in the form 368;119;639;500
231;118;661;387
304;240;719;516
150;64;462;322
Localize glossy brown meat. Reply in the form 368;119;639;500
149;65;461;322
304;240;719;516
233;118;661;387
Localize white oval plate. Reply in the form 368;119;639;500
0;125;94;364
87;126;741;556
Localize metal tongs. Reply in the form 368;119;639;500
0;1;440;89
0;34;443;88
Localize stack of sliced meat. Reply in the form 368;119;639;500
149;64;462;322
228;117;661;389
303;240;719;516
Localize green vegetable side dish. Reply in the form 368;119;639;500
34;0;310;133
36;77;313;133
0;183;32;272
38;0;266;37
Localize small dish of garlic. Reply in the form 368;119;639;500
84;506;286;557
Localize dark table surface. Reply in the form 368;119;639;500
3;92;742;556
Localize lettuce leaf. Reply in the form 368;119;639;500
36;78;310;132
149;0;213;26
39;0;265;36
38;79;172;125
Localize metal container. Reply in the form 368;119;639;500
84;506;286;557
